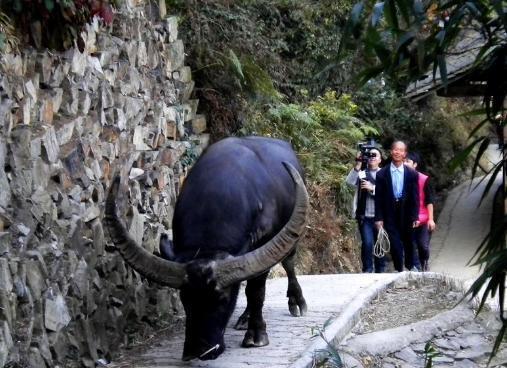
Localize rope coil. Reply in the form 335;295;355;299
374;227;390;258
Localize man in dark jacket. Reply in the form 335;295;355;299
374;141;419;272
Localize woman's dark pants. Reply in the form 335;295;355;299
358;217;385;273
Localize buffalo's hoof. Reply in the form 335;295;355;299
288;296;307;317
241;329;269;348
234;313;249;330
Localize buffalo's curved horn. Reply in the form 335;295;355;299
104;176;187;288
214;162;309;288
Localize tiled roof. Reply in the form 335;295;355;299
405;29;499;100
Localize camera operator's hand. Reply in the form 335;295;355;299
360;180;374;193
354;152;362;171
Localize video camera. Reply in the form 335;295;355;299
357;138;378;165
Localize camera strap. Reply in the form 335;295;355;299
374;227;390;258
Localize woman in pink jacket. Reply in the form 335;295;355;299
405;152;436;271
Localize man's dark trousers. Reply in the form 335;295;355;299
384;200;415;272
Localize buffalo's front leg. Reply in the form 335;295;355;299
240;272;269;348
282;250;307;316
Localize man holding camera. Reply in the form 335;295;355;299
346;146;385;273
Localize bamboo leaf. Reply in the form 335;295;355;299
413;0;425;21
396;31;415;52
490;324;507;363
372;2;385;27
384;0;400;31
472;216;507;265
491;0;507;34
477;162;502;206
354;65;385;86
457;108;487;117
44;0;54;11
473;44;500;69
448;136;485;172
471;160;502;192
337;2;365;58
471;137;490;179
468;230;491;265
364;26;390;62
464;1;481;17
365;25;382;47
466;251;507;311
374;43;391;63
440;0;467;10
395;0;411;25
467;118;490;139
351;1;365;24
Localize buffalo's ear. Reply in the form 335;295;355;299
159;234;175;260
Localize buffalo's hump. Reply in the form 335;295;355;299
172;136;303;261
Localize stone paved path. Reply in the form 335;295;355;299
430;175;500;281
110;273;401;368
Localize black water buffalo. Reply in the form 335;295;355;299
104;136;308;361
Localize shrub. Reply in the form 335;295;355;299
0;10;19;52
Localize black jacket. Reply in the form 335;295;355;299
374;164;419;227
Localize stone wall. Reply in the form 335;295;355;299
0;3;208;367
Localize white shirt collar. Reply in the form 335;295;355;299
390;162;404;173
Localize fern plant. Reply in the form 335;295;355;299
240;91;377;213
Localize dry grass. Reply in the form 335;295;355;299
297;183;361;275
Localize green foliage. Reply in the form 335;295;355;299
311;318;344;368
339;0;507;98
1;0;113;50
424;342;441;368
0;10;18;53
168;0;356;103
240;92;377;212
224;50;281;102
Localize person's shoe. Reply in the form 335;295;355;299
410;266;420;272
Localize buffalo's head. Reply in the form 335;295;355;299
103;162;308;360
180;259;240;360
